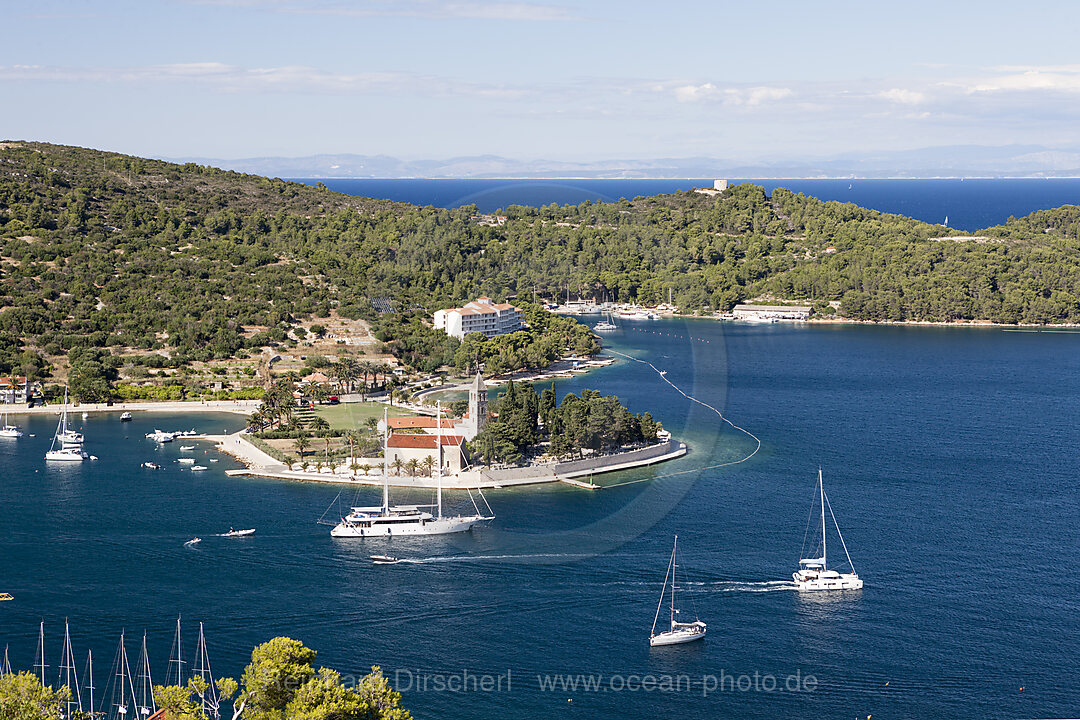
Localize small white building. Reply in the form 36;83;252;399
434;297;524;340
385;433;467;475
732;304;811;321
714;179;728;191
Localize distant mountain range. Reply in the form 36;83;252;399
168;145;1080;179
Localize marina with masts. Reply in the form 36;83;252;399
2;618;221;720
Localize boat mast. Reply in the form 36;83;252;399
819;468;827;570
136;632;155;719
59;618;83;717
650;537;676;639
436;401;442;519
34;620;47;685
85;650;95;720
381;408;389;514
2;644;11;676
166;616;184;687
193;623;220;720
670;535;678;629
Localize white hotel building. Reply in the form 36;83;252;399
434;297;524;340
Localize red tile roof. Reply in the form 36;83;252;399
388;417;457;429
387;434;464;449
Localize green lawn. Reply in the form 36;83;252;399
314;401;413;431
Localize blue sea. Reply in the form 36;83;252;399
296;177;1080;232
3;321;1079;719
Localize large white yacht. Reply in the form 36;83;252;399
330;405;492;538
793;469;863;591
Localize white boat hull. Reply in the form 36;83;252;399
793;571;863;591
331;514;490;537
45;449;88;461
650;622;707;647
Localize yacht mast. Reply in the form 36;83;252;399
819;468;827;570
436;401;443;519
650;537;676;639
193;623;220;720
59;619;83;717
670;535;678;629
2;644;11;676
166;616;184;687
85;650;95;720
136;633;155;719
381;408;389;514
34;620;47;685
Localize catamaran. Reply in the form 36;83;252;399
45;389;88;461
793;469;863;591
649;535;707;647
329;406;493;537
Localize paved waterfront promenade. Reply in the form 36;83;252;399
5;399;260;416
214;431;687;490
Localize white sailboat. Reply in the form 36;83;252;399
46;389;88;461
330;405;493;537
649;535;706;647
793;469;863;591
0;409;23;438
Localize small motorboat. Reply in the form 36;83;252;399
222;528;255;537
177;458;195;464
142;462;161;469
120;412;133;421
208;459;219;463
184;537;201;546
190;465;209;471
179;445;195;451
370;555;400;565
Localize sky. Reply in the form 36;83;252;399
5;0;1080;163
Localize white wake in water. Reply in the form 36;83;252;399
684;580;797;593
398;553;592;565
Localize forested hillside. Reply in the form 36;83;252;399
2;141;1080;386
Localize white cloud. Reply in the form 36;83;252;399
950;65;1080;93
878;88;926;105
672;83;792;106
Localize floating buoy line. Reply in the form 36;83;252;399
598;349;761;489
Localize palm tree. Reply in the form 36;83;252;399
405;458;419;477
284;455;295;471
293;434;310;459
360;463;372;476
315;459;324;474
349;461;361;478
421;455;436;477
390;457;404;476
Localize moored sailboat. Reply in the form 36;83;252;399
0;409;23;438
45;389;88;461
